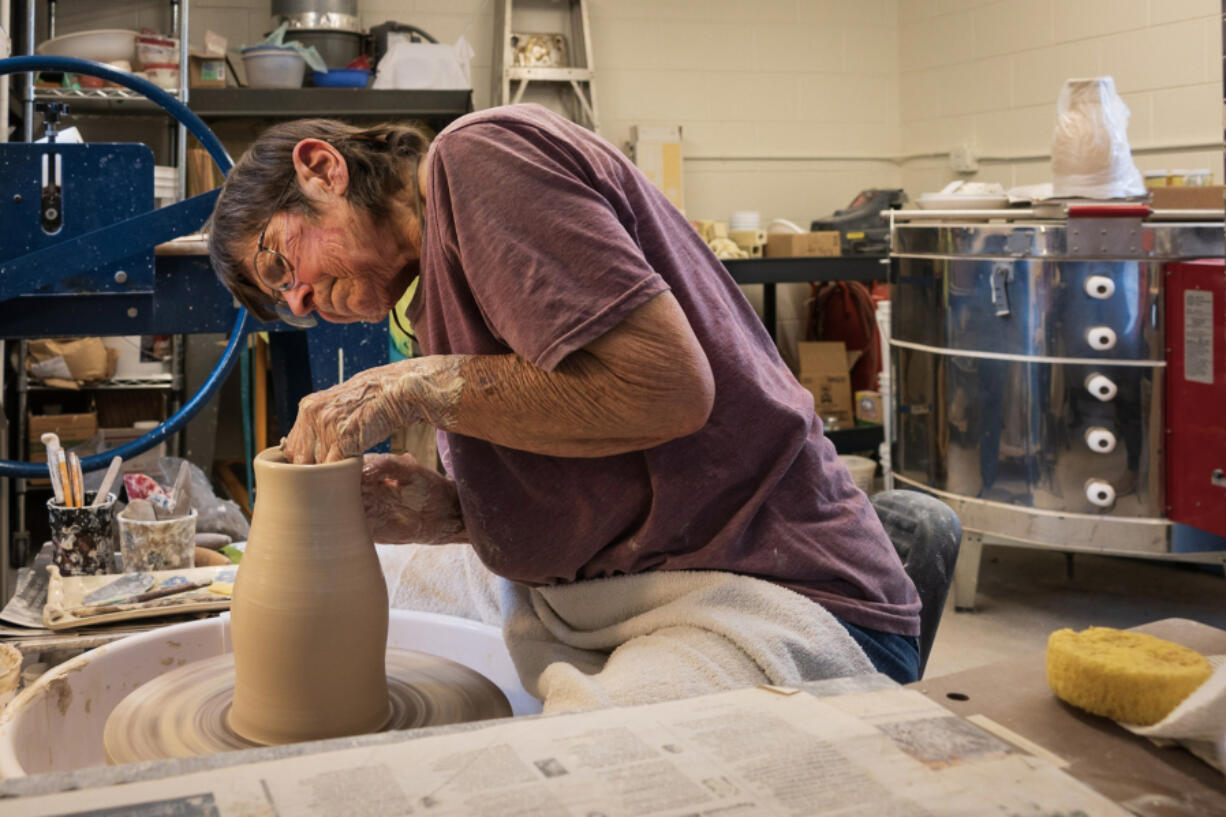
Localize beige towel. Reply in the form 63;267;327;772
378;544;874;714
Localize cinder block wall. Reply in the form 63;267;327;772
42;0;1225;363
897;0;1224;194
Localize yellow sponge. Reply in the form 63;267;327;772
1046;627;1211;726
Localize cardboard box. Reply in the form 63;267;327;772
631;124;684;213
855;390;883;425
189;51;226;88
1149;185;1223;210
797;342;854;427
102;425;168;474
28;412;97;444
28;412;98;486
766;231;841;258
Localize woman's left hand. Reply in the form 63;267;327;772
282;357;466;464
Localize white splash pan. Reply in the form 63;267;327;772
0;610;541;777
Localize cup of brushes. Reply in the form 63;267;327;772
43;433;122;576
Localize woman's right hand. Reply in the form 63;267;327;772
360;453;467;544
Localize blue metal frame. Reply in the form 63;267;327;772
0;56;247;478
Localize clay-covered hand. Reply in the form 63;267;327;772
360;453;467;544
283;356;466;464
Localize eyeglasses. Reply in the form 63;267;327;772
252;177;317;328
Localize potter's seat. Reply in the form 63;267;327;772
869;490;962;677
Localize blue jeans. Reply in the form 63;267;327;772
836;618;920;684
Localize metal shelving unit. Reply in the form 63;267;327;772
187;88;472;125
722;255;889;340
722;255;890;456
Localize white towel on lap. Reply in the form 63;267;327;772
377;544;875;714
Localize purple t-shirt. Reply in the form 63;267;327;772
407;105;919;636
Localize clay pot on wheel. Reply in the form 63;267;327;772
228;448;391;744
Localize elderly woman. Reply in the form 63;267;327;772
208;104;926;705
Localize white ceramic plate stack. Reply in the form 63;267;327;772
154;166;177;208
730;210;760;231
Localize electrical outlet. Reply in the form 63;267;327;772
949;144;978;174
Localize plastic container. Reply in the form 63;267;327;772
136;34;179;68
839;455;877;494
117;508;197;572
312;68;371;87
242;46;306;88
142;62;179;90
0;610;541;776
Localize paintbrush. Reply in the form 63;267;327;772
92;456;122;507
67;451;84;508
40;433;66;504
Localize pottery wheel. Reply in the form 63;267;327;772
103;648;512;765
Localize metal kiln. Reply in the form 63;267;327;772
888;206;1226;607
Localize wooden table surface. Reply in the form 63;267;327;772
910;618;1226;817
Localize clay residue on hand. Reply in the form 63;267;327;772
283;355;467;464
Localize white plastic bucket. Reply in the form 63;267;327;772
0;610;538;777
839;454;877;494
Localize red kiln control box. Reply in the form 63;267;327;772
1165;259;1226;538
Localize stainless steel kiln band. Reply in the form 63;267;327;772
889;220;1222;553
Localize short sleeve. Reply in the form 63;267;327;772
429;121;668;370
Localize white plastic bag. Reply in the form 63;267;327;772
373;35;474;91
1051;76;1145;199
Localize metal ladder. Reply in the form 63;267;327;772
493;0;599;133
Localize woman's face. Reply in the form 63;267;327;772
243;139;427;325
251;199;419;324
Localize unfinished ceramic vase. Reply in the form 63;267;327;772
228;448;391;744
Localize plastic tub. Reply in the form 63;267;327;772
839;454;877;494
312;68;370;87
242;46;305;88
142;63;180;90
136;35;179;68
0;609;540;776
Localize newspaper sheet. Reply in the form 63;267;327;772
7;685;1130;817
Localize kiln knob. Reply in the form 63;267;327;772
1085;275;1116;299
1087;326;1117;351
1085;479;1116;508
1085;427;1117;454
1085;373;1118;401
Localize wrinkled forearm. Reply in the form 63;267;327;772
386;295;715;456
283;293;715;462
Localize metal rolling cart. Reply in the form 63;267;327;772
886;204;1226;610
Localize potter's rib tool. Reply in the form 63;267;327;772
168;461;192;516
40;433;66;504
122;498;157;521
92;456;123;506
82;572;155;606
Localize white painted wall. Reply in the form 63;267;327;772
897;0;1223;195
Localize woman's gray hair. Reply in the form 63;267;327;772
206;119;432;321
